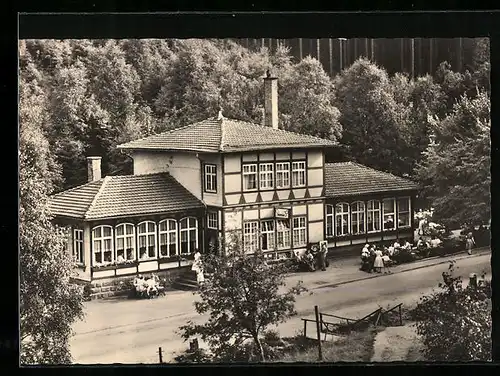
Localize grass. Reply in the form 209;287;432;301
275;326;381;363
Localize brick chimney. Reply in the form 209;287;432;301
263;70;278;129
87;156;102;182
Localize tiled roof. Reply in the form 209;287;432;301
324;162;419;198
117;117;337;153
48;173;204;220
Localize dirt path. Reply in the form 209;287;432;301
371;323;424;362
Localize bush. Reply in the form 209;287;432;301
392;248;416;264
410;261;491;361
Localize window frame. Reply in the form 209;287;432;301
73;228;84;265
259;162;274;190
325;204;334;237
335;202;350;237
260;220;275;251
292;216;307;247
137;221;157;259
351;201;366;235
397;196;411;228
367;200;382;233
115;223;136;262
242;163;258;192
204;163;217;193
92;225;114;265
159;219;178;258
243;221;259;253
275;162;290;189
291;161;306;188
276;219;291;250
382;198;397;231
207;211;218;230
179;217;198;255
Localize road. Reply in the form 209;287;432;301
69;253;491;364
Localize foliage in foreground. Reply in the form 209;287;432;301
178;240;306;362
20;75;85;364
411;261;491;361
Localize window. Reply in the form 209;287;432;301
293;216;307;247
335;203;350;236
351;201;366;235
73;229;84;264
367;200;381;232
276;220;291;249
291;161;306;187
180;217;198;254
276;162;290;188
259;163;274;189
137;221;157;259
207;212;218;230
243;221;259;253
397;197;411;228
383;198;396;231
159;219;177;257
204;164;217;193
92;225;113;264
261;220;275;251
243;164;258;191
325;205;334;237
115;223;135;262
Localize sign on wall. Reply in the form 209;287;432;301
274;208;290;219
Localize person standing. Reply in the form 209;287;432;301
466;232;475;255
373;248;384;273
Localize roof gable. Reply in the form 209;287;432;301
117;117;337;153
48;173;204;220
324;162;419;198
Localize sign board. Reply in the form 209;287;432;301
274;208;290;219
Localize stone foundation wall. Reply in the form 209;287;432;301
90;266;190;300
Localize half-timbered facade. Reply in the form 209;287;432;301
48;74;419;287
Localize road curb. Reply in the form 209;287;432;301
313;249;490;290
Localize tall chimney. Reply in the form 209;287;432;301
87;156;102;182
263;70;279;129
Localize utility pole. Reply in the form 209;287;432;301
299;38;303;60
158;347;163;363
410;38;415;79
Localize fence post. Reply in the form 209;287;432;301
158;346;163;363
303;319;307;338
314;305;323;361
399;304;403;326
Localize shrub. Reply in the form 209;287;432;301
411;261;491;361
392;248;416;264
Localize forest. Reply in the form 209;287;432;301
19;37;490;228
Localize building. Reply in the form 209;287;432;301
48;74;418;291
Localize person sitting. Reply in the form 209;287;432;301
430;235;443;248
116;254;125;263
146;274;159;297
140;251;149;260
387;244;395;256
385;216;395;230
417;237;429;249
402;241;412;250
133;274;146;297
393;241;401;250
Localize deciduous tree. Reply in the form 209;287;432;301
178;239;306;362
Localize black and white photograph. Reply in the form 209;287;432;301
19;23;491;365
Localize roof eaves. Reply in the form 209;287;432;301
84;176;111;220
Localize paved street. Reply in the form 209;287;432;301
70;251;491;364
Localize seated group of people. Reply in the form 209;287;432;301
133;274;162;298
360;240;412;273
297;243;328;272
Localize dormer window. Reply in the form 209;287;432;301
204;164;217;193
